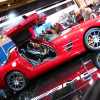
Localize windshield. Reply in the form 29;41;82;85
0;35;16;66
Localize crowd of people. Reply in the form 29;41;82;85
28;13;64;40
59;3;99;29
29;4;99;39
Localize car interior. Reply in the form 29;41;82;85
10;28;56;66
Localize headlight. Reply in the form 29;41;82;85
12;62;16;67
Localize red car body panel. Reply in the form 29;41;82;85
0;14;100;89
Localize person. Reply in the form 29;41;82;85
70;11;77;24
29;13;62;39
59;12;73;28
30;13;50;38
80;7;92;21
87;4;97;19
90;12;97;19
43;22;64;41
75;10;84;23
52;23;64;34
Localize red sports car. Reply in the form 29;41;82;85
0;13;100;92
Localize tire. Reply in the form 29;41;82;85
6;71;27;92
93;52;100;69
17;91;33;100
84;28;100;50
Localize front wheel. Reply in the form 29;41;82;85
84;28;100;50
6;71;27;92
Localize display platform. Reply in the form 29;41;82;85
2;53;99;100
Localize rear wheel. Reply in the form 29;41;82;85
84;28;100;50
6;71;27;92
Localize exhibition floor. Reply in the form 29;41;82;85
3;52;98;100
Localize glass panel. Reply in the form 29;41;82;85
0;35;16;66
2;41;15;54
0;47;7;66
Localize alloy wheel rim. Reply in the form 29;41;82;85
7;72;25;91
86;29;100;49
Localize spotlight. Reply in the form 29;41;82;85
8;12;17;20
